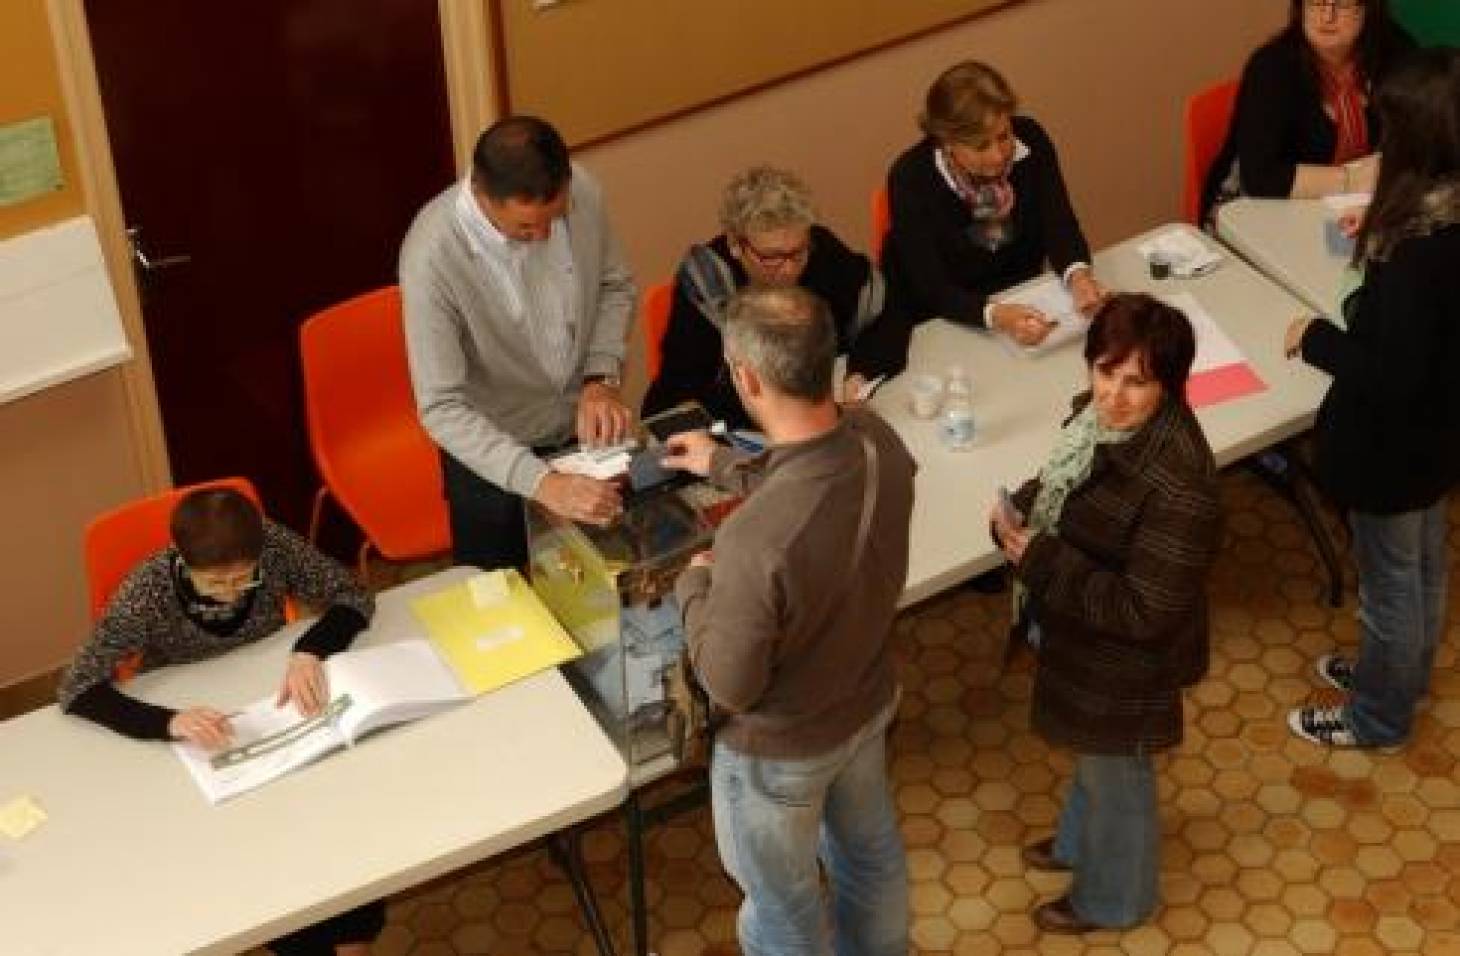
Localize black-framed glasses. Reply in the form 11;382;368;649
1304;0;1364;14
738;236;813;268
186;563;262;597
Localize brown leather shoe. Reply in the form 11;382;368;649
1021;837;1071;872
1033;896;1103;935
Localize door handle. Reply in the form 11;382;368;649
126;226;192;274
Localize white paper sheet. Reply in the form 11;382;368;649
1160;292;1246;372
994;277;1090;358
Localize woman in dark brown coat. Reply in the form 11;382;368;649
991;294;1223;934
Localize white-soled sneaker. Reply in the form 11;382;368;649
1288;705;1359;747
1316;654;1355;692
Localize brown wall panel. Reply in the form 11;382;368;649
497;0;1017;145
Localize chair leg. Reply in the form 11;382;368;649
308;486;331;544
357;539;374;585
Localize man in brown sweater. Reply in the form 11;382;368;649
664;285;916;956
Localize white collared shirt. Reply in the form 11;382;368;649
934;140;1089;326
454;182;579;387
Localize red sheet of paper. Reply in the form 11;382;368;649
1186;362;1267;409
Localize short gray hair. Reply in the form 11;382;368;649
718;165;817;237
723;286;836;401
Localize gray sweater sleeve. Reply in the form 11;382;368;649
578;174;635;380
400;249;551;498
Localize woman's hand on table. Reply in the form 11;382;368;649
169;707;235;751
1068;269;1108;318
992;303;1054;347
278;651;329;717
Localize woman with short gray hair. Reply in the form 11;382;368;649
643;164;911;429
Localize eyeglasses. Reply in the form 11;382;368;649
187;564;262;596
1304;0;1364;15
738;236;812;268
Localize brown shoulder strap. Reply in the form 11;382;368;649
838;426;881;601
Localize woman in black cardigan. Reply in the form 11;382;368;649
883;60;1104;349
1286;47;1460;750
642;165;910;430
1202;0;1414;221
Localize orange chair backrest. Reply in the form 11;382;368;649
642;280;674;380
299;286;448;558
1183;79;1240;225
870;185;891;264
84;477;261;621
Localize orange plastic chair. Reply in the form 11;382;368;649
642;280;674;380
84;477;261;622
300;286;451;578
869;184;891;264
1182;79;1240;225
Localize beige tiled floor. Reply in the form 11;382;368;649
366;472;1460;955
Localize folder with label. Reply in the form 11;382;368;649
410;569;583;695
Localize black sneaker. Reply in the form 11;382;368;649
1288;705;1358;747
1316;654;1354;692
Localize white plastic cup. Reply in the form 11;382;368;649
908;374;944;419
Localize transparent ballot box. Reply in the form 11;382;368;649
527;479;737;771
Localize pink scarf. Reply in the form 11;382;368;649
942;148;1016;251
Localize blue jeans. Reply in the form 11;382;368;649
1051;753;1159;928
710;698;907;956
1346;499;1450;746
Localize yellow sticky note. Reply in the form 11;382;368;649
467;570;510;607
0;795;47;839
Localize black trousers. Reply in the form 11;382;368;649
440;450;530;572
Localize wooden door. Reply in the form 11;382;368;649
85;1;456;530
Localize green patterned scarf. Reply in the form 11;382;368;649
1014;402;1135;623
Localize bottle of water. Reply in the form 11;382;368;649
939;366;975;451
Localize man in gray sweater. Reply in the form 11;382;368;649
400;116;636;570
664;286;915;956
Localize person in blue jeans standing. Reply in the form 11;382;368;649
992;295;1223;932
1286;47;1460;749
664;285;917;955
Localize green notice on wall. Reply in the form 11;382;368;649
0;116;63;208
1392;0;1460;45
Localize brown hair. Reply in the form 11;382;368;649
918;61;1018;144
170;488;264;568
1084;294;1196;401
1356;46;1460;264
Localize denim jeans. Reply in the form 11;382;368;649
710;697;907;956
1346;499;1450;746
1050;752;1159;928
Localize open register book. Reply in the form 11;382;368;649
172;640;468;804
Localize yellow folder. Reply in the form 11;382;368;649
409;569;582;695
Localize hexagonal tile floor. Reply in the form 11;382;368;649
294;472;1460;955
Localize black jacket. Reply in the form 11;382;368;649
883;116;1091;329
1201;27;1415;221
1301;224;1460;514
642;225;911;429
